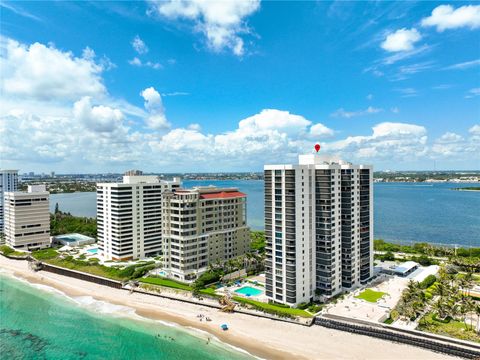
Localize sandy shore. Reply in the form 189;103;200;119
0;256;455;360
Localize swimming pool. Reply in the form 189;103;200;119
86;248;98;254
234;286;263;297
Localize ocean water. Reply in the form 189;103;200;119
49;181;480;247
0;273;253;360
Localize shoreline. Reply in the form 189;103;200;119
0;256;456;360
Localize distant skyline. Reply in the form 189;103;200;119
1;1;479;173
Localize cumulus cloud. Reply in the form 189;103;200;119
327;122;428;161
128;57;162;69
141;87;171;129
147;0;260;56
310;123;335;137
469;124;480;136
0;37;106;101
381;28;422;52
132;35;149;54
331;106;383;118
431;129;480;159
421;5;480;32
73;97;124;133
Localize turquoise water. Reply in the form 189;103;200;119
86;248;98;254
234;286;263;297
50;181;480;246
0;273;253;360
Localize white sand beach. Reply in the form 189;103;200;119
0;256;456;360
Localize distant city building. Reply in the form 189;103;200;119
162;187;250;282
97;175;181;261
51;171;55;178
0;170;19;232
4;185;50;250
264;154;373;306
124;169;143;176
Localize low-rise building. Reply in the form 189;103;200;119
52;233;96;247
4;185;50;250
162;187;250;282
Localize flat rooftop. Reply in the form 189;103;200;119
54;233;95;242
392;261;418;275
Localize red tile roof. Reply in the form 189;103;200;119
200;191;246;200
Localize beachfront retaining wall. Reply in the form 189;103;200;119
315;315;480;359
41;263;123;289
131;288;314;326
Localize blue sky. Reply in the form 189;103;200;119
0;1;479;173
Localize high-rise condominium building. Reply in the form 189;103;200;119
264;154;373;306
162;187;250;282
97;175;181;261
4;185;50;250
0;170;19;231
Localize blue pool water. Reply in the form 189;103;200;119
87;248;98;254
234;286;263;297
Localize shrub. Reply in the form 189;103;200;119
193;270;222;290
390;309;399;320
419;274;437;289
297;302;309;310
0;245;15;256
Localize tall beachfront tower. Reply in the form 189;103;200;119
264;153;373;306
96;175;181;261
0;170;19;231
4;185;50;250
162;186;250;282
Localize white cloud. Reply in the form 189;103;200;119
73;97;124;133
421;5;480;32
391;107;400;113
187;123;201;131
395;88;418;97
465;88;480;98
310;123;335;137
132;35;149;54
0;37;106;101
141;87;171;129
444;59;480;70
469;124;480;136
381;28;422;52
431;129;479;158
238;109;312;134
327;122;428;161
128;57;162;69
331;106;383;118
148;0;260;56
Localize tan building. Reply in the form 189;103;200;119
162;187;250;282
4;185;50;251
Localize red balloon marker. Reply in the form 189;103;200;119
314;144;321;152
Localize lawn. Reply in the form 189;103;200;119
419;313;480;343
31;248;156;281
232;296;313;318
0;245;28;258
139;277;192;291
355;289;387;303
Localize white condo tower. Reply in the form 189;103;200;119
264;154;373;306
